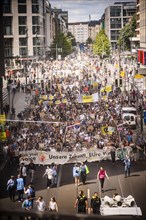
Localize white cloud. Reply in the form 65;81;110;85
50;0;136;22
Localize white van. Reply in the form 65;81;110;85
122;107;137;115
122;113;137;129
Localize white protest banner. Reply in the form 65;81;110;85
19;148;113;165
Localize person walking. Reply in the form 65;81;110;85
19;163;27;185
36;196;46;212
73;163;80;186
15;174;25;202
48;197;58;212
43;166;53;189
110;146;116;165
51;163;58;187
7;175;16;202
123;155;131;178
74;190;88;214
27;159;35;184
80;162;87;185
91;192;101;214
97;167;109;192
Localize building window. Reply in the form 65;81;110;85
19;38;27;46
33;47;41;56
32;26;40;34
18;5;27;13
32;16;39;25
4;38;13;57
19;47;27;56
32;5;39;13
19;26;27;35
3;16;12;35
3;0;11;13
110;6;121;17
18;16;27;25
111;30;120;40
110;18;121;28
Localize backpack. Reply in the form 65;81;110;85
29;188;35;198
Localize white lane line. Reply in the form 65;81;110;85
117;175;124;197
87;188;90;214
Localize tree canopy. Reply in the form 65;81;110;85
93;29;111;58
50;32;72;59
117;14;136;51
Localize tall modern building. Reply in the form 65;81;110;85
3;0;68;67
68;22;89;43
104;1;137;49
68;21;100;43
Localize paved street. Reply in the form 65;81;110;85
0;160;146;217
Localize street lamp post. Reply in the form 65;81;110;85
25;28;28;86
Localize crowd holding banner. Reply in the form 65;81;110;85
1;52;144;166
19;147;128;165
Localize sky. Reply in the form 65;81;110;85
49;0;136;22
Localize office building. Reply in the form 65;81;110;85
104;1;136;49
3;0;68;67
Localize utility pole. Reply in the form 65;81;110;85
0;1;5;114
56;43;58;60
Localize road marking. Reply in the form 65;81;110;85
117;175;124;197
87;188;90;199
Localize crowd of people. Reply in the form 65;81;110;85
3;52;146;165
1;51;146;216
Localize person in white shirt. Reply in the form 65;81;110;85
36;196;46;212
48;197;58;212
43;166;53;189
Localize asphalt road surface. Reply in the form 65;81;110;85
0;160;146;218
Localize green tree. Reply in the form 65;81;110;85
66;32;76;46
117;14;136;51
93;29;111;58
50;32;72;59
86;37;93;45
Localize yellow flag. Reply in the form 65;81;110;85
120;71;125;78
101;126;108;135
41;95;48;100
82;95;93;103
49;95;53;100
134;74;144;79
93;82;98;87
62;99;67;103
105;85;112;92
55;100;61;105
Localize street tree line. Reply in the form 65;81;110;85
50;13;136;59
